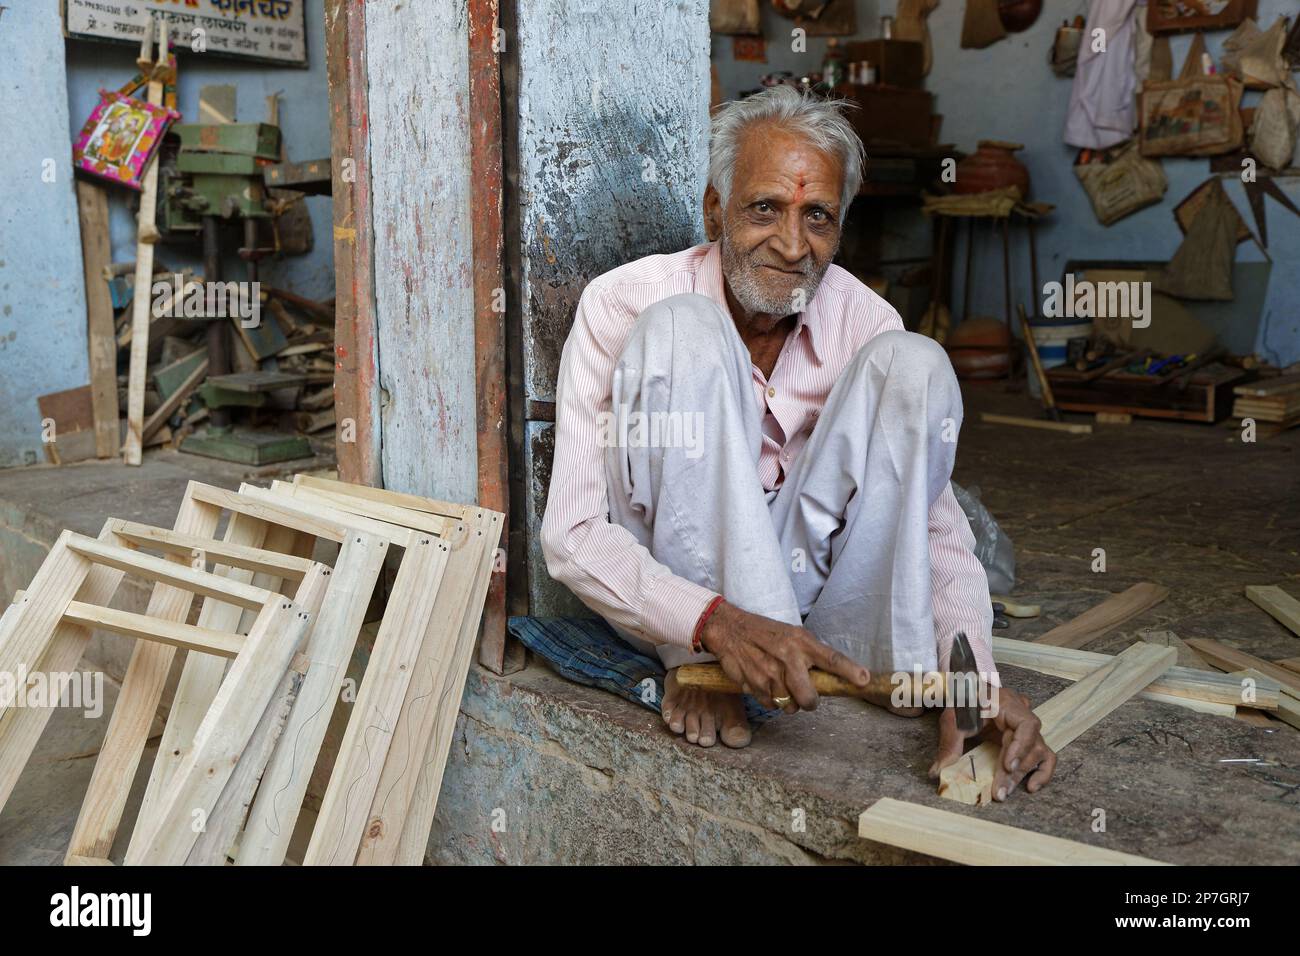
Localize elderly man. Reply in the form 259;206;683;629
542;87;1056;801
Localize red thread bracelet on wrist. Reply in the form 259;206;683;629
692;596;725;654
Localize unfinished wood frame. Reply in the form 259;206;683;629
138;481;402;866
294;479;503;865
187;481;476;865
859;798;1169;866
939;643;1176;805
126;571;325;865
0;519;326;865
0;520;128;812
124;518;315;847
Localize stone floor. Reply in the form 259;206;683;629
0;386;1297;864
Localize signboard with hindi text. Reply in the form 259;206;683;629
63;0;308;67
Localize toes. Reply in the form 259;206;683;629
719;698;752;749
720;720;752;748
698;709;717;748
685;710;701;744
662;672;686;733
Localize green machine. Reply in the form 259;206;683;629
159;120;312;466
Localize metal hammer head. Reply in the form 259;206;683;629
950;631;983;736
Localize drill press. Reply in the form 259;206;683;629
158;120;311;465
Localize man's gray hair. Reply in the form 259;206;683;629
709;85;865;224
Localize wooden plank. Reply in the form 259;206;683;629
152;346;206;399
189;483;353;545
66;492;222;861
122;26;168;467
303;536;450;865
1277;657;1300;674
60;602;243;658
1245;585;1300;638
1034;583;1169;648
0;522;124;814
858;798;1169;866
237;533;387;866
281;481;451;536
180;560;329;867
37;385;98;464
1184;638;1300;697
394;510;501;864
294;473;474;520
186;667;305;865
979;413;1093;435
76;180;120;459
126;594;314;865
356;514;490;864
1233;372;1300;397
126;514;276;851
140;355;207;444
939;644;1177;805
109;520;313;581
1137;629;1209;669
248;483;416;547
0;535;94;724
993;636;1271;711
468;0;512;677
324;0;381;486
232;312;289;361
63;533;271;611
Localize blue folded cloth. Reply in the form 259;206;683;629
507;616;778;725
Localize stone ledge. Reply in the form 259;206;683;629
429;662;1300;865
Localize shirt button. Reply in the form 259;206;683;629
767;387;776;398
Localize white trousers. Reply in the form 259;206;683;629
606;293;962;674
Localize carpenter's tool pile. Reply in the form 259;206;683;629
0;475;501;865
38;280;338;466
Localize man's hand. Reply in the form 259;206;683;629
929;685;1057;800
698;600;871;713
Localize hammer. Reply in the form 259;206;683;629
675;632;985;732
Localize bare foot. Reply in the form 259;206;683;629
661;668;752;748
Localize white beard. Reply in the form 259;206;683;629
719;228;834;316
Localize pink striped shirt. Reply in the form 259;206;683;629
541;241;997;679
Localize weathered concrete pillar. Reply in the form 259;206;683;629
505;0;712;614
361;0;479;504
0;6;91;467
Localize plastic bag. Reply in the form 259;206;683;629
951;482;1016;595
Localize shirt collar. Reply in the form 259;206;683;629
697;241;825;364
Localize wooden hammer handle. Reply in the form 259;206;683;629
675;663;941;702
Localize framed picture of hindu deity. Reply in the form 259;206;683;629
72;90;180;191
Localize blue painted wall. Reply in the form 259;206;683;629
0;4;91;468
64;0;334;300
712;1;1299;365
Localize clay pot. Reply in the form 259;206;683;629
953;140;1030;197
946;316;1011;379
997;0;1042;32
